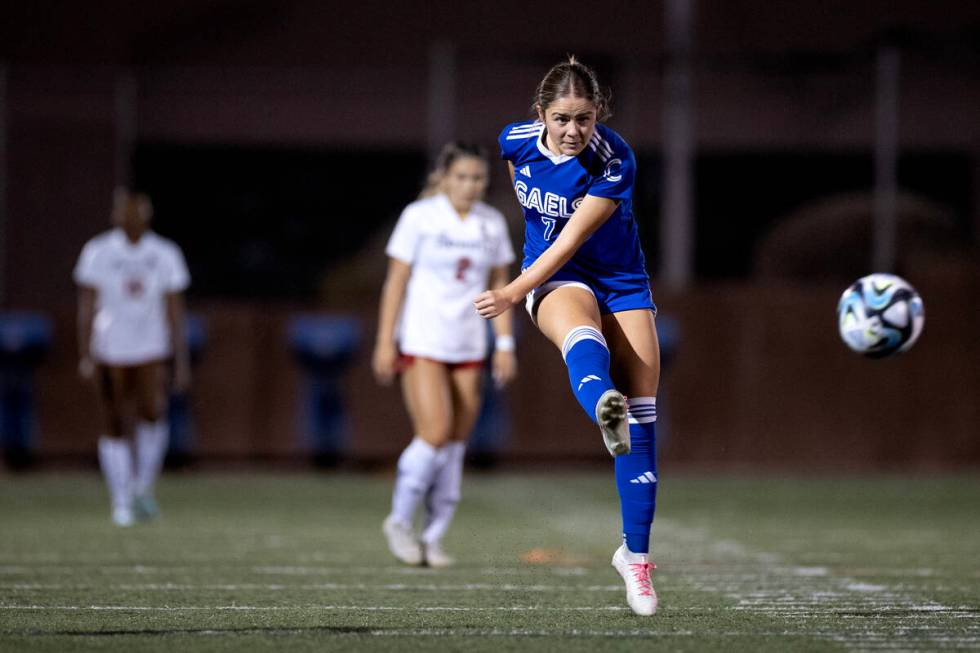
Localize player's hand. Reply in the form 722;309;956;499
492;350;517;389
372;342;398;386
78;356;96;382
474;289;515;320
173;357;192;394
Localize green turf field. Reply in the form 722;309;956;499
1;471;978;651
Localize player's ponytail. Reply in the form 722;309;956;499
418;141;488;199
532;55;611;121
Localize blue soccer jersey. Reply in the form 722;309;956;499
498;120;650;292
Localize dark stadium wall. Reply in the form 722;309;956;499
3;1;979;467
31;276;980;468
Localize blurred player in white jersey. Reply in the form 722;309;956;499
74;188;191;526
373;142;517;566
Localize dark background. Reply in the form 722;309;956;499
1;0;978;466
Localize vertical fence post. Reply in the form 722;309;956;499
661;0;696;290
427;41;456;164
873;45;900;273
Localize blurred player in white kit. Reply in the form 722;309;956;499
74;188;191;526
373;142;517;566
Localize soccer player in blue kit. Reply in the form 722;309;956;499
474;57;660;616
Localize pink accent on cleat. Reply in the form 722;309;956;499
629;562;656;596
612;544;658;615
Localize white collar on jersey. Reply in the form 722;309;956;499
536;127;576;165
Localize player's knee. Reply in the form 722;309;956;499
417;424;452;448
418;434;451;448
561;325;608;361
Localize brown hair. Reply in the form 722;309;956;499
418;141;488;199
533;55;611;121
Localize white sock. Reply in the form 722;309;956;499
134;420;169;497
621;543;650;564
98;436;133;512
390;437;444;527
422;441;466;544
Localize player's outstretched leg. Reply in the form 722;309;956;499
611;396;658;615
421;441;465;567
133;420;168;521
98;436;135;527
384;437;447;565
562;326;629;456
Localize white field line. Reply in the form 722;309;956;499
346;629;980;640
0;565;589;577
0;604;629;612
4;603;975;619
0;582;623;592
0;563;952;579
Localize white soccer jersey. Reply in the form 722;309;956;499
386;194;515;362
73;229;190;366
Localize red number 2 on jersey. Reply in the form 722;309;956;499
455;257;472;281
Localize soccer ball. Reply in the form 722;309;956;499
837;273;925;358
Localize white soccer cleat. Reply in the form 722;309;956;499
611;544;658;616
111;506;135;528
596;389;630;456
423;541;455;568
382;515;423;565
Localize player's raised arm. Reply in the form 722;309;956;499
474;195;618;319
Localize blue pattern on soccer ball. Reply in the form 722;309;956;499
862;279;900;310
836;273;925;359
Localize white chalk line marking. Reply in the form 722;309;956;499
0;604;628;612
0;565;590;578
0;563;951;579
1;582;622;592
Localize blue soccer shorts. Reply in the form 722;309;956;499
525;273;657;323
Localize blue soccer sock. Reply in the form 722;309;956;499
562;326;616;423
615;397;658;554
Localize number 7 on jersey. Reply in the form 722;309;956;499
541;217;556;241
